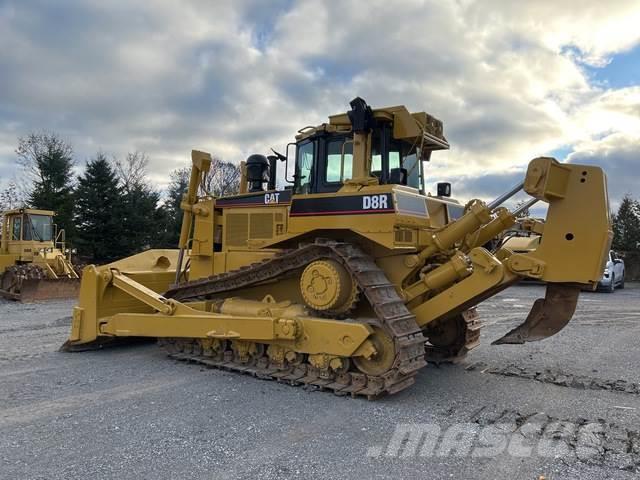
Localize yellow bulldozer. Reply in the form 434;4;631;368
0;208;79;301
62;98;612;398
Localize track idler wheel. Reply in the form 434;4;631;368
299;259;359;316
353;326;396;376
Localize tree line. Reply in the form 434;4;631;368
3;133;637;262
0;131;240;262
612;195;640;253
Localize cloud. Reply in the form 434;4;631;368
0;0;638;207
568;132;640;209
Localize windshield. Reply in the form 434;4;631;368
326;138;353;183
23;214;53;241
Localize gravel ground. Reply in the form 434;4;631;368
1;284;639;479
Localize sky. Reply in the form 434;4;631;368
0;0;639;212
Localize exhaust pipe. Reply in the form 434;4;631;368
492;283;580;344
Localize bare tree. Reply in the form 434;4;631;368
165;156;241;205
0;181;26;240
112;151;150;192
0;181;21;211
513;199;531;218
201;157;241;197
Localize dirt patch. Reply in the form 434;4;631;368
469;408;640;470
466;362;640;395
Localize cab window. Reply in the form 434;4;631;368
12;216;22;240
325;138;353;183
389;151;401;170
23;214;53;241
368;124;422;190
371;129;383;178
295;141;315;194
403;152;422;190
370;132;400;176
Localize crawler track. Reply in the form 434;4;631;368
162;241;427;398
424;308;482;363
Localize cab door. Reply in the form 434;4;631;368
294;140;317;194
7;214;23;255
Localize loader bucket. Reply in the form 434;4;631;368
492;283;580;345
19;278;81;302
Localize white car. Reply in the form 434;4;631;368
598;250;625;293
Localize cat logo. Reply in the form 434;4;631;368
264;192;280;204
362;194;389;210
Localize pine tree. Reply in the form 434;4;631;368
112;151;164;254
120;184;163;253
16;132;76;242
162;167;190;247
74;153;124;262
612;195;640;252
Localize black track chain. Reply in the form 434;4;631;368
424;307;482;363
161;240;427;398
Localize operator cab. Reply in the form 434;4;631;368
237;98;450;199
2;209;54;242
292;97;449;195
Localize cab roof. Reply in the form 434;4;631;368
2;208;55;216
295;104;449;151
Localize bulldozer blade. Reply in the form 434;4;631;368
60;336;152;352
19;278;80;302
0;288;21;301
492;283;581;345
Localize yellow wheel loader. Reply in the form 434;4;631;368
0;208;79;301
62;98;612;398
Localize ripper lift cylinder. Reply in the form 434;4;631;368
421;252;472;291
418;201;492;261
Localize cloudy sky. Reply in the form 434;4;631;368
0;0;639;209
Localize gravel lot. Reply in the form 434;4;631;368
1;284;640;479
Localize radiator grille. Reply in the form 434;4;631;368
394;229;414;244
225;213;249;246
249;213;274;239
